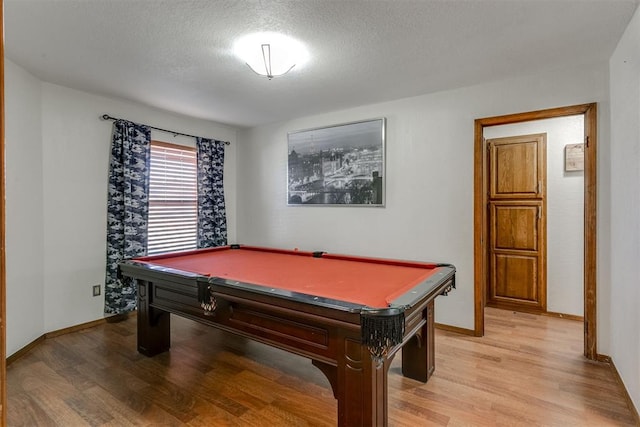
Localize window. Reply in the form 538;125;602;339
148;141;197;255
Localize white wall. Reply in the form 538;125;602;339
484;116;585;316
4;60;45;356
610;5;640;414
237;62;610;339
4;63;239;350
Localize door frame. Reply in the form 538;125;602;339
474;103;597;360
1;0;7;419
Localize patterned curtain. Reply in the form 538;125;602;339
196;137;228;248
104;120;151;314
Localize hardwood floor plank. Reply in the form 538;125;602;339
389;392;450;425
271;397;335;426
6;307;638;426
237;403;318;427
24;386;90;426
9;361;78;396
6;392;56;427
63;393;114;427
84;382;185;427
274;372;334;402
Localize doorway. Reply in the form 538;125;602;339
473;103;597;360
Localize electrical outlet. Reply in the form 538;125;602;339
92;285;101;297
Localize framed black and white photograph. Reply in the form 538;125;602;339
287;118;385;206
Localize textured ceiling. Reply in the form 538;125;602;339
5;0;638;128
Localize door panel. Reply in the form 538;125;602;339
493;255;538;302
492;203;539;251
487;134;546;313
490;135;544;199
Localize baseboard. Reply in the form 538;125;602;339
542;311;584;322
6;335;45;366
435;323;475;336
6;311;135;366
598;353;640;425
45;315;117;339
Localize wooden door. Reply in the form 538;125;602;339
487;134;546;313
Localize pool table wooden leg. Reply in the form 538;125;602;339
401;300;435;382
137;280;170;357
337;334;390;426
312;334;391;426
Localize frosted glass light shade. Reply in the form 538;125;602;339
234;32;308;79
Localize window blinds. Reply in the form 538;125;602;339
148;141;198;255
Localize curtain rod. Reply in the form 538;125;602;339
100;114;230;145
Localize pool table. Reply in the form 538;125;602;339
118;244;455;426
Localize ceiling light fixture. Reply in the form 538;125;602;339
255;43;294;80
234;32;308;80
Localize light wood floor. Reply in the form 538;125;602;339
6;308;638;426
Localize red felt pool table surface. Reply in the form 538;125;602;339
134;245;441;308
